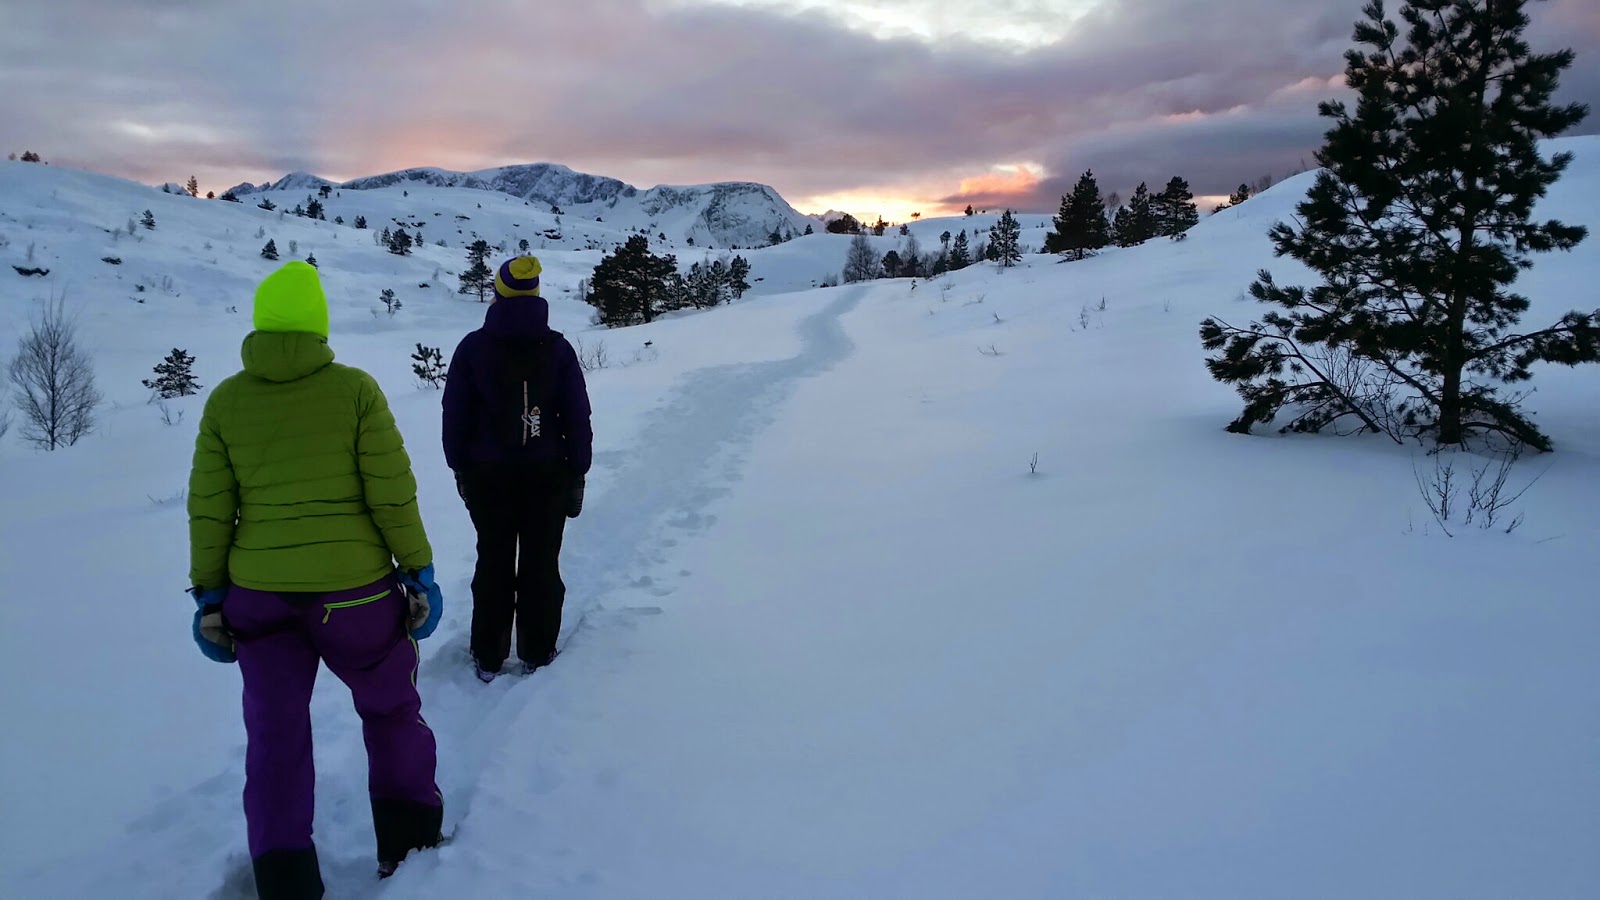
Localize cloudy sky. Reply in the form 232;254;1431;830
3;0;1597;218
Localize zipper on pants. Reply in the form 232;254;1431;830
322;589;391;624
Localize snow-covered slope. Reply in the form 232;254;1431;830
229;161;822;249
2;140;1598;898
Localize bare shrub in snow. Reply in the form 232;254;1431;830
9;295;102;450
575;337;609;372
156;401;185;426
1028;453;1040;476
1413;447;1546;537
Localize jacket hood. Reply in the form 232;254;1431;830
241;331;336;383
483;294;550;337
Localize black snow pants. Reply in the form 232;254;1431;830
462;460;571;672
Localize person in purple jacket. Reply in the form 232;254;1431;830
443;256;593;682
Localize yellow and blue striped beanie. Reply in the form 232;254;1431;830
494;256;542;299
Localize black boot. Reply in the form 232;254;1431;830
372;797;445;877
252;847;324;899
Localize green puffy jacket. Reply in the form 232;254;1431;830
187;331;433;592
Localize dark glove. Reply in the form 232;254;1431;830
567;476;585;519
397;565;443;640
188;587;236;664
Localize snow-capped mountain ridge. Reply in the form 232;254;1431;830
227;162;820;247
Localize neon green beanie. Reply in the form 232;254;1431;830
253;261;329;338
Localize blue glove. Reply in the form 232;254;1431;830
188;587;236;664
397;565;443;641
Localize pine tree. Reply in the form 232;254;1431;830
804;224;815;235
354;215;367;229
949;231;972;269
964;205;975;217
872;216;889;237
1154;176;1199;237
1044;170;1109;259
258;198;276;211
141;210;156;230
989;210;1023;267
261;239;279;260
206;191;215;200
185;176;199;198
519;238;530;253
881;250;902;279
306;198;325;220
458;240;495;301
1214;184;1254;214
727;255;752;298
411;344;447;388
1200;0;1594;451
142;348;201;399
381;288;401;317
319;185;333;199
305;253;318;268
1125;183;1158;244
1109;206;1136;247
387;229;413;256
291;204;305;217
220;191;240;203
842;234;880;282
588;235;680;326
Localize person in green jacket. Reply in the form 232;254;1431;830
187;261;446;899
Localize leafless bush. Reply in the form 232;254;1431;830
148;489;187;506
1028;453;1040;475
157;401;185;426
1413;447;1545;537
575;337;610;372
978;345;1003;357
9;294;102;450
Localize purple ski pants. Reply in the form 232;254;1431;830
224;577;441;860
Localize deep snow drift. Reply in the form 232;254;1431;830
1;141;1597;898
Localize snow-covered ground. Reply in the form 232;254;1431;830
2;140;1598;898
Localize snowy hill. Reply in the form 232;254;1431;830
2;140;1599;898
228;161;821;249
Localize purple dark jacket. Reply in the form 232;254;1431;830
442;295;593;476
